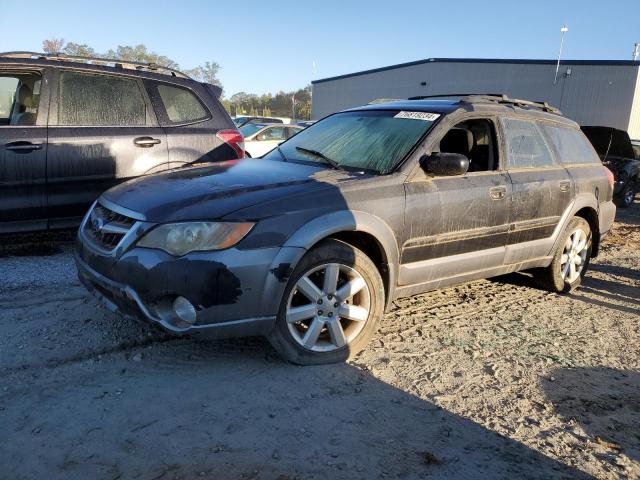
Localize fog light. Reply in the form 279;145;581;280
172;296;197;325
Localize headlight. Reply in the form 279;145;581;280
137;222;254;256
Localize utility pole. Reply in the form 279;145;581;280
633;43;640;61
554;25;569;84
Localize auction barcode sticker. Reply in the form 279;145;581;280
394;111;440;121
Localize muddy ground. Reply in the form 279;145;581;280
1;202;638;480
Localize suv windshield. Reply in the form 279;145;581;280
263;110;438;174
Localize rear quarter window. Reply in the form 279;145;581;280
501;117;556;169
155;83;209;125
540;124;601;165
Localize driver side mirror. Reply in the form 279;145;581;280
420;152;470;176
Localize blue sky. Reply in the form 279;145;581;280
1;0;638;96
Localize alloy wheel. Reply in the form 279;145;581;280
286;263;371;352
560;228;589;284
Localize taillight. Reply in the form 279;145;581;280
605;167;615;190
216;129;245;159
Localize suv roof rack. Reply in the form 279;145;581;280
408;93;562;114
0;51;191;79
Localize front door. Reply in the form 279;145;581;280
400;117;511;285
46;69;168;228
0;69;49;233
251;125;288;157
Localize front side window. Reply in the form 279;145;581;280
239;123;263;138
0;74;41;126
541;124;601;164
257;126;287;141
263;110;437;174
58;71;146;126
157;84;208;124
501;117;556;169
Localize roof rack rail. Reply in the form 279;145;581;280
408;93;504;100
0;51;191;79
408;93;562;114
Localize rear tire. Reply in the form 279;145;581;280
614;181;636;208
268;239;384;365
534;216;592;293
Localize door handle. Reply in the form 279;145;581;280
5;141;42;153
489;186;506;200
559;180;571;192
133;137;161;148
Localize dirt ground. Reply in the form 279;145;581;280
1;202;638;480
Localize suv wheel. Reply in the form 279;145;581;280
268;239;384;365
614;181;637;208
534;216;592;293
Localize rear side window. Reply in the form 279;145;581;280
156;84;208;124
501;117;556;169
540;124;601;164
58;71;146;126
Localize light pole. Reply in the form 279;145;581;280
633;43;640;61
554;25;569;84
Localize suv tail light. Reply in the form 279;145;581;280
216;129;245;159
605;167;615;190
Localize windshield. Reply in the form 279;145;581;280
240;123;264;137
263;110;438;174
233;117;248;127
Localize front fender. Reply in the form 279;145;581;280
261;210;399;312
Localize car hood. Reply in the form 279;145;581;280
102;159;357;223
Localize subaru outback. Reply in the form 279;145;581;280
75;94;616;364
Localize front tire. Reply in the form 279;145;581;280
268;239;384;365
534;216;592;293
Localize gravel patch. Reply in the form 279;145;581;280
0;202;638;479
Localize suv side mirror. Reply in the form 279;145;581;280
420;152;470;176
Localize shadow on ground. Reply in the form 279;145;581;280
543;367;640;464
0;339;595;480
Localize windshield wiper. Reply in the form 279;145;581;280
276;145;288;162
295;146;342;170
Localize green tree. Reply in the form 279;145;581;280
63;43;97;57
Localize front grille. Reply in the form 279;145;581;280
84;203;136;251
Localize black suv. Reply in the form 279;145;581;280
0;52;243;234
581;126;639;208
75;95;616;364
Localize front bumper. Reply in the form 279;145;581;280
75;238;305;337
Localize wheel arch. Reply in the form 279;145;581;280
280;210;399;310
574;206;600;257
552;193;601;259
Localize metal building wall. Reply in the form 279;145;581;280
311;60;640;134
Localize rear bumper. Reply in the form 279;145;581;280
75;251;277;338
599;200;616;239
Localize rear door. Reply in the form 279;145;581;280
46;69;168;227
144;80;237;168
501;117;574;262
0;67;50;233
